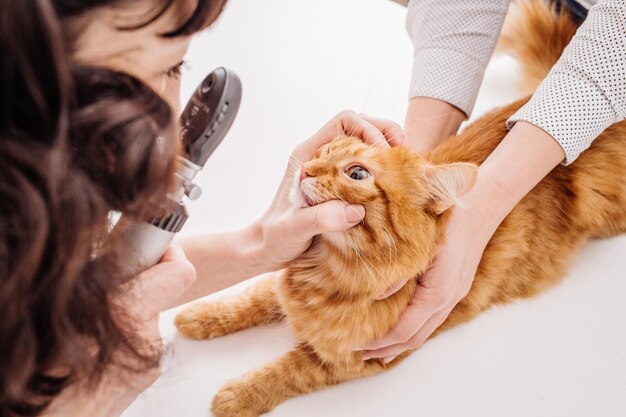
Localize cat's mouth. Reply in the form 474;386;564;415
290;180;321;208
301;189;319;207
298;178;323;207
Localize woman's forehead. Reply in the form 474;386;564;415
71;1;194;76
105;0;199;34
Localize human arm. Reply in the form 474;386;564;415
404;0;510;152
507;0;626;164
404;97;466;153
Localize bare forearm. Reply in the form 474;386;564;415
404;97;466;153
173;224;271;307
458;121;566;239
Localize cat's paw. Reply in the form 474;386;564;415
212;380;268;417
174;302;232;340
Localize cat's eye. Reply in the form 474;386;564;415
346;166;370;181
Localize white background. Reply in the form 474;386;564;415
123;0;626;416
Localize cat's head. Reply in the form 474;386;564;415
291;135;477;280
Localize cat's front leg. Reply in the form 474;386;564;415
211;343;387;417
175;272;284;340
211;377;270;417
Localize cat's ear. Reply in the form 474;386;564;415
422;162;478;214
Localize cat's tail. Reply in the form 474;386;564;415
498;0;579;95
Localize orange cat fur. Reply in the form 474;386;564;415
175;2;626;416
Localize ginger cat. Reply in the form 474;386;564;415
175;2;626;416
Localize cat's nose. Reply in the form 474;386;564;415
300;167;312;181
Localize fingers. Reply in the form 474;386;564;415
409;309;449;350
128;244;197;318
360;297;437;352
375;278;411;300
359;114;406;147
292;111;396;164
283;200;365;243
361;310;449;361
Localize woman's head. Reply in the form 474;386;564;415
66;0;227;110
0;0;226;415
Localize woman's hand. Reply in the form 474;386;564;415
251;111;405;269
361;205;491;362
44;246;197;417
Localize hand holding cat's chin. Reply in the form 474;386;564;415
246;199;366;271
245;111;405;271
362;200;497;362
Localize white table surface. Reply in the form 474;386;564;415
122;1;626;416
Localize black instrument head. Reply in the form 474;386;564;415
179;67;242;168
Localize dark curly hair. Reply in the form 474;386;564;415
0;0;227;415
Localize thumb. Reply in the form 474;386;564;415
288;200;365;242
128;244;197;318
375;278;410;300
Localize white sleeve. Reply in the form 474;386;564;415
507;0;626;165
406;0;511;117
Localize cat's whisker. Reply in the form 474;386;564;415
388;129;410;145
345;119;358;139
336;225;368;272
287;155;302;172
344;233;374;278
288;156;302;167
345;232;377;279
334;120;345;142
361;138;390;153
374;126;408;147
380;232;394;286
382;231;400;294
372;233;392;293
366;142;384;153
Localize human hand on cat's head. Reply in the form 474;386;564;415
253;111;405;268
358;205;489;362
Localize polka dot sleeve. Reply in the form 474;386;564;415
406;0;511;117
507;0;626;165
